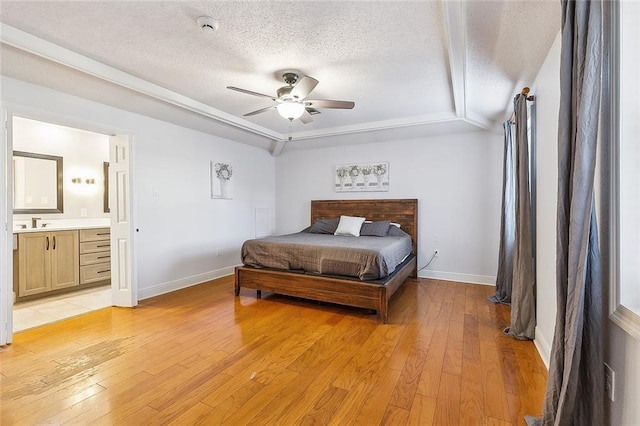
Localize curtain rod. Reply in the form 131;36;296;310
520;86;535;102
509;87;535;122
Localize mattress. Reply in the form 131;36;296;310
241;230;413;280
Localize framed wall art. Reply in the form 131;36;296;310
211;161;233;199
335;162;389;192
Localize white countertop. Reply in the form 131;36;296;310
13;218;110;234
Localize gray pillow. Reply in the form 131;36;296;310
387;224;409;237
360;220;391;237
308;218;340;234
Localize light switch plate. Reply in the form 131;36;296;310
605;363;615;402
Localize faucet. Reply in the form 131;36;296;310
31;217;41;228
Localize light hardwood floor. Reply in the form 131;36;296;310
0;276;547;425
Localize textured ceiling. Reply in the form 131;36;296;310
0;1;560;153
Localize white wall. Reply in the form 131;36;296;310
608;324;640;424
12;116;109;221
275;131;503;284
1;76;276;298
531;32;561;366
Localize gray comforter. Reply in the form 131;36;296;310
241;231;412;280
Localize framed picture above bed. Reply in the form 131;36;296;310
211;161;233;199
335;161;389;192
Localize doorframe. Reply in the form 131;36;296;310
1;108;13;345
0;107;137;345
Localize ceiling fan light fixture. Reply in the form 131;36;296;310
276;101;305;120
228;73;353;123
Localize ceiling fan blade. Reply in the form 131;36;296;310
300;109;314;124
227;86;276;100
243;105;276;116
305;99;355;109
290;76;319;100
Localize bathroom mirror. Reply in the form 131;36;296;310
13;151;64;214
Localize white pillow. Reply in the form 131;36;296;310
334;215;366;237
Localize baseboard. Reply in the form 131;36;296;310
138;265;238;300
138;266;495;299
418;269;496;286
534;326;552;370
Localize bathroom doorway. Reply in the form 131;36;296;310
12;117;110;331
1;111;136;343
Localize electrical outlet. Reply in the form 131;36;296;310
605;363;615;401
434;248;440;257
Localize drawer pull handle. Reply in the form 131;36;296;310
46;236;49;250
53;236;56;250
96;256;110;259
96;245;110;248
97;233;110;235
97;270;111;274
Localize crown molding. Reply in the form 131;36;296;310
288;113;461;142
0;23;282;141
1;20;502;154
463;111;498;132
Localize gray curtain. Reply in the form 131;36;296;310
507;94;536;340
528;0;604;425
490;121;515;304
491;96;536;341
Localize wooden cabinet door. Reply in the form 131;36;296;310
50;231;80;290
18;232;51;296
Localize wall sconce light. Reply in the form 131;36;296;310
72;177;96;184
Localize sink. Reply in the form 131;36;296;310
13;224;51;231
13;219;110;232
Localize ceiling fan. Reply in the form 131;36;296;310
227;72;355;123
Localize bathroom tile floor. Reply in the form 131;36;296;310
13;285;111;333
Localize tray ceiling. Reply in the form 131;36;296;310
0;1;560;154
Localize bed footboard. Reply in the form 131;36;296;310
234;255;416;323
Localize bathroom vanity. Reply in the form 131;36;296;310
13;225;111;302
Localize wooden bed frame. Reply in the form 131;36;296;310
234;199;418;323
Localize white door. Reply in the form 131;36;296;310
109;135;137;307
0;108;12;345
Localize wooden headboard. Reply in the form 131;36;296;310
310;199;418;258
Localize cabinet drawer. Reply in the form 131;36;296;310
80;252;111;266
80;263;111;284
80;241;111;254
80;228;110;242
